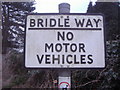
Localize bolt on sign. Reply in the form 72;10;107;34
25;13;105;68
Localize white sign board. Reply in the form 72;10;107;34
25;13;105;68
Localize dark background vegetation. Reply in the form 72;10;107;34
2;1;120;89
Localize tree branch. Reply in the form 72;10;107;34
76;80;100;88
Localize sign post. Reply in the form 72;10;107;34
25;3;105;89
58;3;71;89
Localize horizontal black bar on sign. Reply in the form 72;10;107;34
28;28;102;30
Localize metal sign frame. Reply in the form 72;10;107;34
24;13;106;69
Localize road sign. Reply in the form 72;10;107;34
25;13;105;68
58;77;71;88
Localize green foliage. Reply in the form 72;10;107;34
3;50;30;88
8;50;27;75
100;40;120;89
87;2;119;40
11;75;28;86
87;2;93;13
3;75;29;88
2;2;36;54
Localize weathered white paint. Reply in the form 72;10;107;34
25;14;105;68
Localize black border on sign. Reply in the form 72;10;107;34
24;13;106;69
